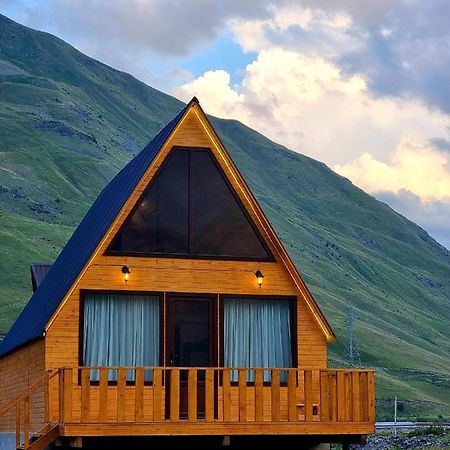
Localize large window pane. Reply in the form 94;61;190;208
109;148;271;260
190;150;270;258
83;293;160;380
223;297;292;380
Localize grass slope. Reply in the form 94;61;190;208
0;14;449;418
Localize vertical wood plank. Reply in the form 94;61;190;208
238;369;247;422
330;372;338;421
23;397;30;447
345;372;352;421
360;372;368;422
337;371;346;422
304;370;313;422
170;369;180;422
352;372;361;422
222;370;231;422
81;368;90;423
153;369;162;421
271;370;281;421
63;368;72;422
254;370;264;422
205;369;214;422
44;373;49;423
58;370;64;422
135;368;144;422
99;369;108;422
117;368;127;422
368;371;375;423
188;369;197;422
320;371;330;422
15;402;20;449
288;370;297;421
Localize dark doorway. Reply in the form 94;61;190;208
166;295;216;419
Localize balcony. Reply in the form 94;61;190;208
50;366;374;438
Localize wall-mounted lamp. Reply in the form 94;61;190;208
121;265;131;284
255;269;264;287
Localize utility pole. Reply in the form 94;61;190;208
394;396;398;437
343;299;361;367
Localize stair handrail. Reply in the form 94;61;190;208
0;369;60;418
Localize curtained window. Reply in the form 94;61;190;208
223;298;293;381
83;293;160;380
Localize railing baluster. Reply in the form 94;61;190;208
238;369;247;422
170;369;180;422
304;370;313;422
254;369;264;421
135;368;144;422
368;371;375;424
205;369;214;422
99;368;108;422
81;368;90;423
153;368;162;421
188;369;197;422
288;370;297;421
271;369;280;421
337;371;346;422
44;372;49;424
222;370;231;422
24;396;30;447
63;368;72;423
15;401;21;449
360;371;368;422
117;368;127;422
352;371;361;422
320;370;329;421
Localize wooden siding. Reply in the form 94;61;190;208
45;105;328;423
0;339;45;432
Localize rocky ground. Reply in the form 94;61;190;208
349;427;450;449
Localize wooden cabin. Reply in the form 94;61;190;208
0;98;374;450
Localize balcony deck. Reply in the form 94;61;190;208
51;367;374;438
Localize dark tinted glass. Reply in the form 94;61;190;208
190;150;270;258
110;149;189;253
110;148;271;259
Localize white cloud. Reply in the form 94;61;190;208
334;140;450;202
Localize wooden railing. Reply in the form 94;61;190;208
54;367;375;427
0;369;60;449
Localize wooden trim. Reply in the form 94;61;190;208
61;422;375;437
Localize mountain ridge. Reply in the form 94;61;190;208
0;13;449;418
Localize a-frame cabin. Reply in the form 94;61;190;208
0;98;374;449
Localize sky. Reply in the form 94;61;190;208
1;0;450;250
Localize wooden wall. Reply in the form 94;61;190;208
43;106;328;420
0;339;45;432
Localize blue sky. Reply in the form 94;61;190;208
1;0;450;250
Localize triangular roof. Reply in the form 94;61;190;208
0;98;334;357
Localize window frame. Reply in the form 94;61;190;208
105;146;275;262
219;294;298;385
79;289;164;385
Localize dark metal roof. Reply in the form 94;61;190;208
30;263;53;292
0;101;190;357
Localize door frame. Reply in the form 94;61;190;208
165;292;218;367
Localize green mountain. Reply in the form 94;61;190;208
0;13;449;419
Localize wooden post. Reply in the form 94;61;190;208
81;368;90;423
170;369;180;422
15;401;21;449
153;369;162;421
63;368;73;423
205;369;214;422
24;397;30;447
255;370;264;422
288;370;297;421
320;371;329;422
117;368;127;422
222;370;231;422
271;370;281;422
188;369;197;422
238;369;247;422
305;370;313;422
99;368;108;422
135;368;144;422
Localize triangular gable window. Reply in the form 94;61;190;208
108;147;273;260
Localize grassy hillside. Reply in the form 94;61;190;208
0;13;449;419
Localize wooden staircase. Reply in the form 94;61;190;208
0;369;61;450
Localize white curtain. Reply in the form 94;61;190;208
224;298;292;381
83;293;160;380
